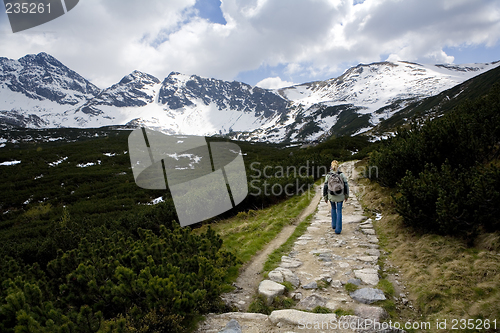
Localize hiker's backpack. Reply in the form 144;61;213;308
327;171;344;195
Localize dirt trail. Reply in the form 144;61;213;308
220;187;322;312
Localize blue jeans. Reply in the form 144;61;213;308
330;201;343;234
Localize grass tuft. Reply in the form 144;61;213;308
281;281;294;292
377;279;395;297
333;308;355;316
344;283;358;293
312;306;332;314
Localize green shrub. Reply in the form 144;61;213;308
0;224;237;332
371;83;500;238
395;162;500;239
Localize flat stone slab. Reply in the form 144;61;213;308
358;242;379;249
310;248;331;254
338;262;350;268
360;223;374;229
362;228;376;235
343;215;367;224
268;267;301;287
280;256;303;268
350;288;386;304
367;236;379;243
269;310;365;329
357;256;378;262
269;309;337;326
295;240;308;245
354;269;379;285
354;304;388;321
258;280;286;305
297;294;327;310
297;235;313;240
317;253;332;262
364;249;381;256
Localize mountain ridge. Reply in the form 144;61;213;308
1;52;499;142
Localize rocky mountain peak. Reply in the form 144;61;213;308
1;52;100;105
119;70;160;85
18;52;63;68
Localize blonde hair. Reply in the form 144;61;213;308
330;160;339;171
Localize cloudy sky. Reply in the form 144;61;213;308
1;0;499;89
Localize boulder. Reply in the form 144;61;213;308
218;319;241;333
350;288;386;304
258;280;286;305
347;278;362;286
268;267;300;287
354;304;388;321
302;281;318;289
268;270;284;283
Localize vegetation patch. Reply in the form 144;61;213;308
377;279;395;297
369;84;500;241
0;127;372;331
344;283;358;293
312;306;332;314
248;294;296;315
359;173;500;330
333;308;355;316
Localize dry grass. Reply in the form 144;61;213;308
357;175;500;331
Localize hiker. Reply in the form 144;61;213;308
323;160;349;234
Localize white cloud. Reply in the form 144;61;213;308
256;76;295;89
0;0;499;88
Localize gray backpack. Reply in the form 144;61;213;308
327;171;344;195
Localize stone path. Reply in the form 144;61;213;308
197;161;405;333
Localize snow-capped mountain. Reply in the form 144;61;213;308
1;52;499;142
265;61;500;141
0;52;100;127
